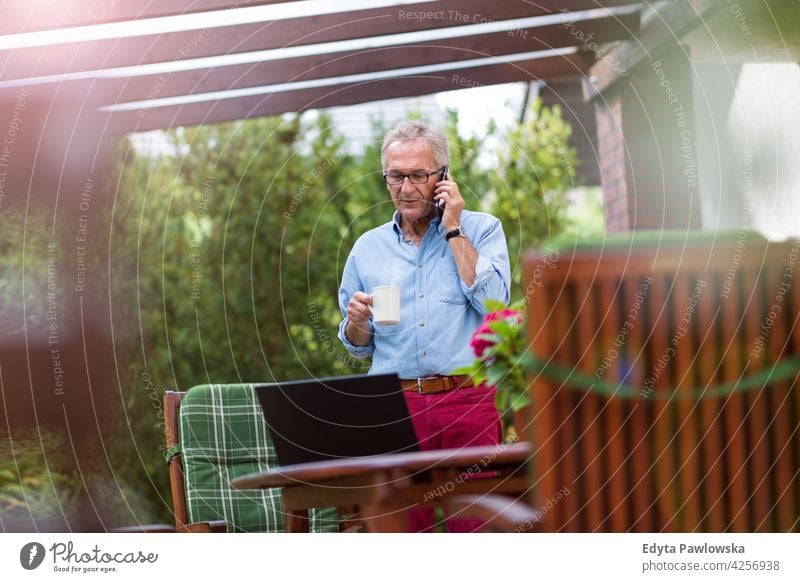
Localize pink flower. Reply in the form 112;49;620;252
470;308;523;358
470;324;494;358
494;308;523;323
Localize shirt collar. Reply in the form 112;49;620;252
391;210;443;243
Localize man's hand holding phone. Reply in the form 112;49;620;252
435;165;449;213
434;166;464;232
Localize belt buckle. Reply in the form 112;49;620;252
417;375;439;394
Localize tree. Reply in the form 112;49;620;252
488;100;577;294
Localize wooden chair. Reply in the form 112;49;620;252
163;385;339;532
517;230;800;532
163;391;226;532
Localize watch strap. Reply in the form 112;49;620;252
445;227;463;241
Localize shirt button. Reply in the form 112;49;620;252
419;321;425;327
418;293;424;299
421;351;427;357
418;263;423;269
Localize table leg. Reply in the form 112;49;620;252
358;503;409;533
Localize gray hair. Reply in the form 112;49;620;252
380;120;450;169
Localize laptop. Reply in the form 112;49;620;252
255;373;420;466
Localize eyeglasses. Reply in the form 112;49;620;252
383;166;446;185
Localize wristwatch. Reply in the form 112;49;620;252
445;226;466;241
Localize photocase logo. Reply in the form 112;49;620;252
20;542;46;570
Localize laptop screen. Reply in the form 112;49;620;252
255;373;419;466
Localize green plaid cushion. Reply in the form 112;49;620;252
179;384;339;532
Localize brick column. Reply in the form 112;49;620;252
593;45;701;232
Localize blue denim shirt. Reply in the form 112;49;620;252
338;209;511;378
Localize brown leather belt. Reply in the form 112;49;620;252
399;375;473;394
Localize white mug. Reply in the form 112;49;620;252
370;285;401;325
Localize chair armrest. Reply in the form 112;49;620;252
176;520;228;533
444;495;541;532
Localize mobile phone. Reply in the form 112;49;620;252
436;165;449;213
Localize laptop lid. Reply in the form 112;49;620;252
255;373;419;466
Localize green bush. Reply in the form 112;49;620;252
0;429;82;529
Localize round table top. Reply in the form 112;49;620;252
231;441;531;489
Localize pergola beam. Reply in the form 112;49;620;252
107;51;593;133
0;0;643;80
7;11;637;108
0;1;302;35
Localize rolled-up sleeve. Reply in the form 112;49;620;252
337;252;375;358
460;217;511;315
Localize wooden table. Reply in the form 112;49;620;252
231;442;531;532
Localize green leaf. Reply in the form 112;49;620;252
0;469;16;485
483;298;507;312
487;319;516;337
494;389;510;413
486;362;509;386
510;392;531;412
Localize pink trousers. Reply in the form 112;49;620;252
402;383;503;533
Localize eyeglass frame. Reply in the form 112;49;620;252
382;166;447;185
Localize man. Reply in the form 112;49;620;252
337;120;511;532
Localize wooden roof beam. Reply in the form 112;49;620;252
0;1;302;35
106;50;594;133
2;11;638;106
0;0;645;79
